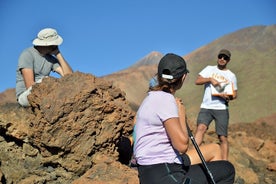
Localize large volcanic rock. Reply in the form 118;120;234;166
0;72;138;184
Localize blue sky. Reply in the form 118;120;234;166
0;0;275;92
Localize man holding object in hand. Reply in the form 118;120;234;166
194;49;238;160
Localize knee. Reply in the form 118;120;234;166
224;161;236;182
211;161;235;183
18;95;30;107
213;143;221;152
212;144;222;160
196;124;207;133
219;136;228;143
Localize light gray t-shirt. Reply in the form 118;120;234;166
16;47;60;98
133;91;183;165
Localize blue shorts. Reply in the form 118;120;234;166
196;108;229;136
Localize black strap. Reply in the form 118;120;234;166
180;153;191;167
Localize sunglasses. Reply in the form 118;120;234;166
218;54;230;61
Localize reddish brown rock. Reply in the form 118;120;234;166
0;72;135;183
267;162;276;171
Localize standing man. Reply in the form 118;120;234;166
16;28;73;107
194;49;238;160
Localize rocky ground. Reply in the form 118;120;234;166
0;72;275;184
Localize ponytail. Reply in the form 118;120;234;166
151;75;184;93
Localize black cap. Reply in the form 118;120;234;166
158;53;189;79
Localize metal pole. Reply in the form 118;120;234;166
186;121;216;184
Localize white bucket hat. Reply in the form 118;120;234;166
32;28;63;46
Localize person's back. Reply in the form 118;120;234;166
134;91;182;165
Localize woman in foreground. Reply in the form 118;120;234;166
133;53;235;184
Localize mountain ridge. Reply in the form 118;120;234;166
103;24;276;123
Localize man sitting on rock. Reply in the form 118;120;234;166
16;28;73;107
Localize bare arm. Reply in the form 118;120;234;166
220;90;237;101
232;90;238;100
163;98;189;154
21;68;35;89
195;75;219;86
175;98;189;141
52;47;73;76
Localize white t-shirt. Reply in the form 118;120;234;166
199;65;238;110
133;91;182;165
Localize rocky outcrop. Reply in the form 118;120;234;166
0;72;275;184
0;72;137;184
228;115;276;184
